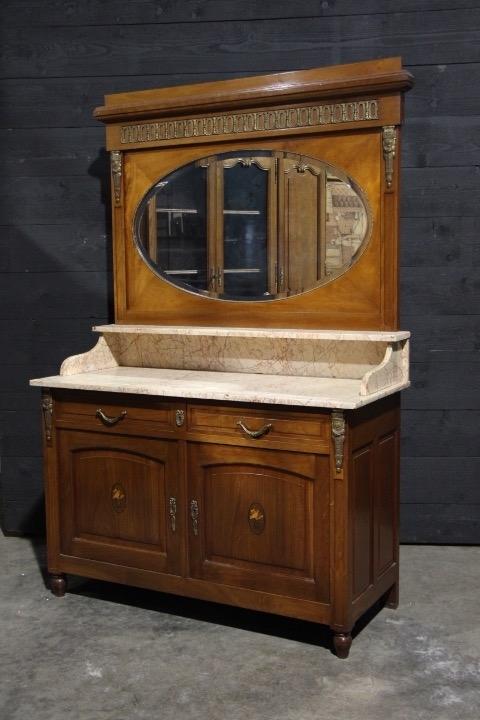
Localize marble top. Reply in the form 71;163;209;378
93;324;410;342
30;366;410;409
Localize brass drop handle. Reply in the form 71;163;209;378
95;408;127;426
236;419;273;439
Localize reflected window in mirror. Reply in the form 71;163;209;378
134;150;371;302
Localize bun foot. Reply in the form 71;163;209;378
385;582;399;609
50;573;67;597
333;632;352;659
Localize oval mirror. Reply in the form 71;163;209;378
134;150;371;301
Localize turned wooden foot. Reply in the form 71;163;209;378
333;632;352;659
50;573;67;597
385;582;399;609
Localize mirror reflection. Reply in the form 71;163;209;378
134;150;371;301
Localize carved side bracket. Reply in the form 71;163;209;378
382;125;396;189
360;340;409;396
60;336;118;376
41;389;53;444
111;150;123;205
331;411;346;473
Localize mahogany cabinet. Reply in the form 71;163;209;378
43;389;400;658
32;58;412;657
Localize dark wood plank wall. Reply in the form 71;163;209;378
0;1;479;542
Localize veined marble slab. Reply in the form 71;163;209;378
30;366;410;410
68;328;410;383
34;324;410;406
94;324;410;342
98;333;389;379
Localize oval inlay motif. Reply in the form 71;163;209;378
248;502;266;534
111;483;127;513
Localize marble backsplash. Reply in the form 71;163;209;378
100;332;387;379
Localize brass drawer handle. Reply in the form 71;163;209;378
95;408;127;426
236;419;273;439
190;499;199;536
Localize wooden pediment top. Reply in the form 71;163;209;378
94;57;413;123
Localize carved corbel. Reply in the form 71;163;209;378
110;150;123;205
382;125;396;189
41;389;53;444
331;411;346;473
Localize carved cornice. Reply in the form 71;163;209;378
94;59;413;124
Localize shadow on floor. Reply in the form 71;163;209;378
28;539;386;656
20;506;387;658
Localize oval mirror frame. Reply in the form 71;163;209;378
133;150;373;302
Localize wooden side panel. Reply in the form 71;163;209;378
376;433;397;575
348;395;400;610
351;445;374;598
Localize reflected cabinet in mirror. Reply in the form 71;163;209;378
134;151;371;301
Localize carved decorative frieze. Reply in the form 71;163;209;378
119;99;380;146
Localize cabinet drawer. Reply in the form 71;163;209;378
54;391;185;437
187;403;330;451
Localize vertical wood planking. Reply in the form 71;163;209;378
1;2;478;541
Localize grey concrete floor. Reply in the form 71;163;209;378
0;534;479;720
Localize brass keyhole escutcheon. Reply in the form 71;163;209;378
111;483;127;513
248;502;265;534
175;409;185;427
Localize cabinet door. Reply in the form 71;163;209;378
278;155;326;295
187;443;330;602
201;155;277;297
57;430;182;574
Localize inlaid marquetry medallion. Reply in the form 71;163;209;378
111;483;127;513
248;502;266;534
